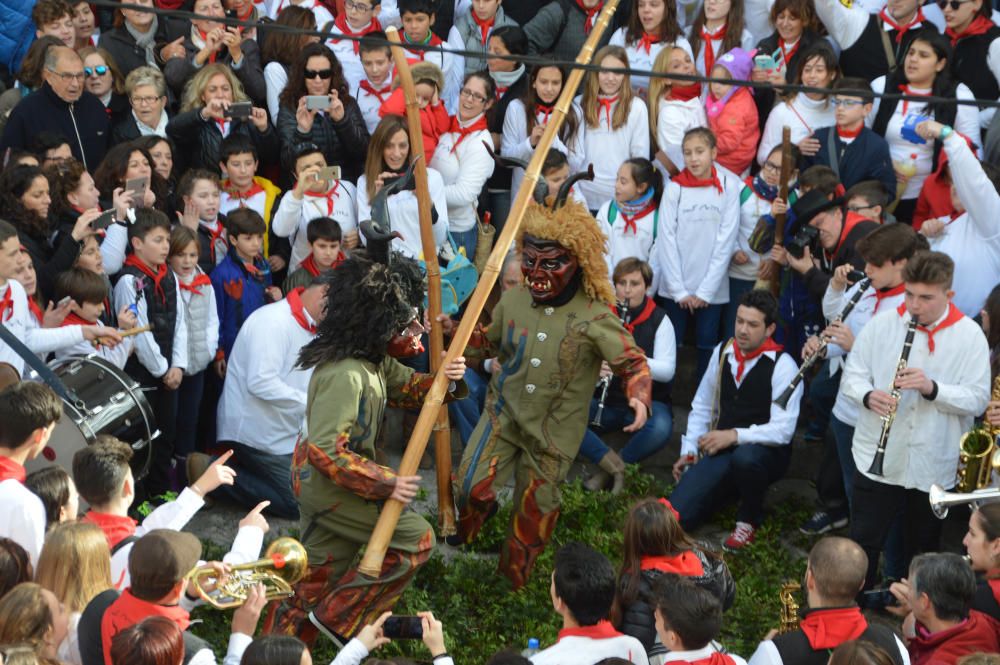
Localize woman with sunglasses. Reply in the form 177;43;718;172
939;0;1000;130
78;46;130;128
277;43;370;185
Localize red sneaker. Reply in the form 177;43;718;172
723;522;756;551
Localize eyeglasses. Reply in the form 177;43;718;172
830;98;865;108
936;0;972;9
761;161;782;174
84;65;109;77
131;95;162;105
304;68;333;79
344;0;374;11
47;69;85;82
460;87;488;103
846;203;876;212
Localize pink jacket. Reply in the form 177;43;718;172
707;87;759;176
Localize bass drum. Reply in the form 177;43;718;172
26;356;157;480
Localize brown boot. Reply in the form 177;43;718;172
584;450;626;494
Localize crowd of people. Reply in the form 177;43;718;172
0;0;999;660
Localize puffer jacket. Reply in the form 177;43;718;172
166;107;279;174
0;0;33;78
275;95;370;185
617;547;736;653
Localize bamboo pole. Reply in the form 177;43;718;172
756;126;792;294
384;27;456;537
358;1;621;577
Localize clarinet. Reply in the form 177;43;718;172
774;278;872;409
867;318;919;476
591;301;631;428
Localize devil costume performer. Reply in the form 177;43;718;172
453;189;652;590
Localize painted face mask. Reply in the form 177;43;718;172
387;313;426;358
521;235;579;303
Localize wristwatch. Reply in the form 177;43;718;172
939;125;954;140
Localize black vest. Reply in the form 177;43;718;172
715;345;776;431
772;616;904;665
608;298;671;407
119;264;178;384
840;14;936;82
953;27;1000;106
182;631;211;664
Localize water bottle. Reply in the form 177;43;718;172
521;638;540;658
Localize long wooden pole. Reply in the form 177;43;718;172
358;0;621;577
384;27;456;537
756;126;792;294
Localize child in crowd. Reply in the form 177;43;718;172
25;466;79;528
396;0;462;112
611;498;735;662
69;0;98;49
532;543;649;665
843;181;890;223
272;144;359;271
33;0;75;47
609;0;693;95
649;45;708;176
283;217;344;293
652;574;747;665
0;382;62;568
211;208;279;366
654;127;740;381
218;135;282;261
578;46;650;211
540;149;589;207
177;170;228;275
52;268;137;368
168;226;219;471
73;435;235;591
113;209;187;498
379;61;451;157
687;0;754;75
597;157;663;271
11;249;48;331
326;0;383;90
448;0;517;75
705;48;759;177
355;34;395;134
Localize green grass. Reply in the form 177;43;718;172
191;468;814;663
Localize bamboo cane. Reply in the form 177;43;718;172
756;126;792;294
384;27;456;537
358;0;621;577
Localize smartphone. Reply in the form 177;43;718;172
90;209;116;232
224;101;253;119
57;296;72;307
382;616;423;639
846;269;867;284
317;165;341;182
125;176;148;200
861;588;898;608
754;54;777;71
306;95;329;111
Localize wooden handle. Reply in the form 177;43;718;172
758;126;792;295
92;324;152;348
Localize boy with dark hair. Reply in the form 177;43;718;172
533;542;648;665
177;169;228;274
53;267;137;368
326;0;383;91
397;0;461;112
210;208;279;369
283;216;344;293
843;181;891;223
355;35;394;134
0;382;62;567
32;0;75;47
113;208;187;497
655;575;746;665
218;134;282;262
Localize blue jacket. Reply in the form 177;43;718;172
0;0;34;77
210;249;273;359
803;126;897;200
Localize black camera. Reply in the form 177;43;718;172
784;225;819;259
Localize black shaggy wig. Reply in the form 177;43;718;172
297;251;426;369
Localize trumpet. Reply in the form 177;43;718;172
185;537;308;609
957;375;1000;493
592;301;631;428
929;483;1000;519
868;318;918;476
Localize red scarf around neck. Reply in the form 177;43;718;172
179;273;212;296
799;607;869;649
778;37;800;67
879;7;925;43
946;14;995;45
558;620;622;641
0;457;26;483
82;511;138;549
471;11;496;45
201;220;227;265
638;31;661;54
449;114;489;153
0;286;12;322
873;283;905;312
334;14;382;53
197;28;220;62
732;337;783;381
669;81;703;102
837;122;864;139
224;179;265;205
674;166;723;193
700;23;727;76
287;286;317;333
26;297;43;325
360;79;392;104
597;95;618;127
61;311;96;327
304;181;341;215
896;301;964;353
124;255;168;304
300;253;323;277
899;84;931;116
640;551;705;576
535;102;554;124
619;200;657;234
575;0;603;33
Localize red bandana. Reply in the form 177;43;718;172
638;31;661;54
670;81;703;102
26;297;43;324
179;273;212;296
360;79;392;104
201;220;227;264
300;253;322;277
837;123;863;139
621;297;656;332
879;7;925;43
946;15;996;45
286;286;317;333
82;511;138;549
640;551;705;576
665;653;739;665
215;118;229;135
619;200;656;234
304;182;341;215
778;37;800;67
198;29;219;62
575;0;603;33
558;620;622;641
535;103;554;124
873;283;905;312
799;607;868;649
896;301;965;352
124;255;168;304
899;84;931;116
597;95;618;126
471;11;495;45
61;312;95;327
732;337;783;381
404;32;443;62
0;286;12;322
224;180;265;207
448;114;489;153
673;166;723;193
0;457;26;483
334;14;383;53
101;590;191;665
700;23;727;76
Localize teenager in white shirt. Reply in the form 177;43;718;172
609;0;694;95
597;158;663;271
354;35;395;134
687;0;755;76
649;46;708;177
326;0;383;91
577;45;650;211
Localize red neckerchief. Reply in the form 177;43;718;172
26;297;43;324
201;220;227;264
535;102;554;124
360;79;392;104
61;312;95;327
778;37;800;67
638;31;661;54
334;14;382;54
665;653;738;665
799;607;868;649
873;283;905;312
304;181;341;215
700;23;727;76
124;255;168;304
301;253;322;277
575;0;603;33
946;15;996;45
223;179;265;207
197;28;219;62
732;337;783;381
0;457;26;483
896;301;964;353
640;551;705;576
0;286;13;322
880;7;925;43
449;114;489;153
286;286;317;333
619;200;657;234
471;11;496;45
837;122;863;139
236;3;254;21
179;273;212;296
215;118;229;135
670;81;703;102
82;511;138;549
612;297;656;332
404;32;443;62
597;95;618;126
101;590;191;665
826;211;867;262
674;167;723;193
558;620;622;641
899;84;931;115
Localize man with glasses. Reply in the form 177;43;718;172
802;78;897;198
0;46;109;169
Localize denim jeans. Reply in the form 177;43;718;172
212;441;299;519
669;443;792;529
451;227;478;262
578;399;673;464
450;368;487;447
722;277;756;341
658;297;723;382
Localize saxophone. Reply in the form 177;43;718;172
779;581;802;634
957;374;1000;492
